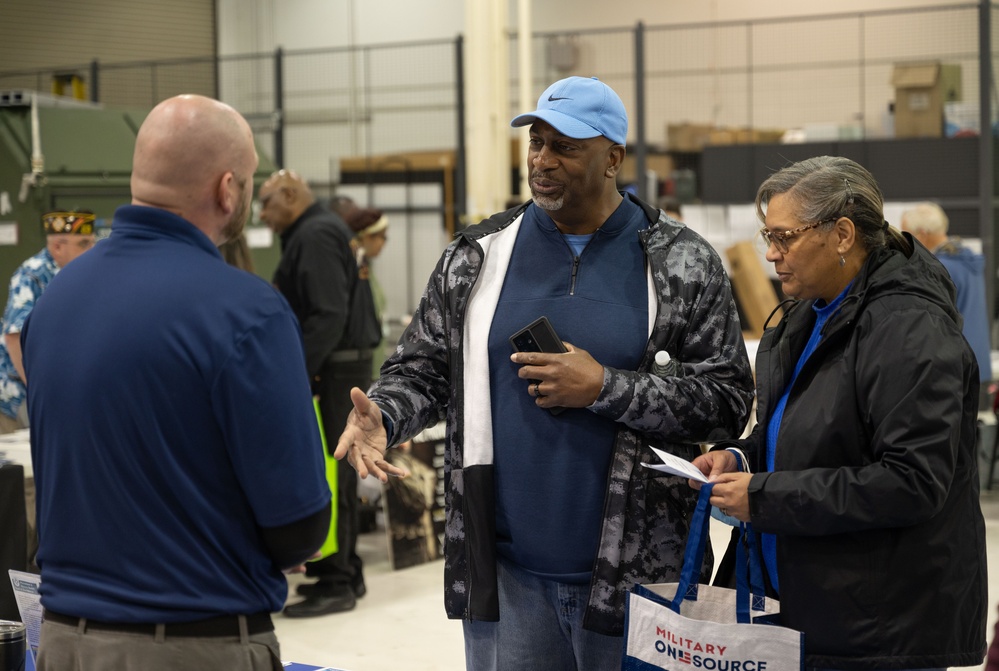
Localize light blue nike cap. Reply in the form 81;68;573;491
510;76;628;145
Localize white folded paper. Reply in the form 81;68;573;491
641;446;708;483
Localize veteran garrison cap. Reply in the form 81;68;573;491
43;211;96;235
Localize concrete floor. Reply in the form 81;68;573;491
276;490;999;671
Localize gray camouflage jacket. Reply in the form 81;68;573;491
368;194;753;635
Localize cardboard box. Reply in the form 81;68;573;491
891;62;962;138
667;123;715;152
706;128;738;146
725;241;782;338
707;127;785;146
619;153;675;186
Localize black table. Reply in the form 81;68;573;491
0;463;27;620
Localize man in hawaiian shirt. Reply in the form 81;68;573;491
0;210;96;432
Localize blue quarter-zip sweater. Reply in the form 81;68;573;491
487;198;649;582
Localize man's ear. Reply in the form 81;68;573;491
605;144;625;178
217;172;236;215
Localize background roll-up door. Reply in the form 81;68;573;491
0;0;215;94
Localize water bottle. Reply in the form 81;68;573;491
651;350;683;377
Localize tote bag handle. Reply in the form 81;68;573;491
669;482;769;624
669;483;714;612
735;518;769;622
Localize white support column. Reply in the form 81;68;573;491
517;0;533;202
464;0;512;222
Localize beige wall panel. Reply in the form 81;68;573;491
0;0;215;73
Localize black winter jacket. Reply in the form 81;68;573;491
730;234;987;668
370;196;754;634
273;203;358;378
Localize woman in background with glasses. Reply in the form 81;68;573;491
692;155;987;668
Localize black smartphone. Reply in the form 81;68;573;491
509;316;567;415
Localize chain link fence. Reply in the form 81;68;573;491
2;4;996;324
2;5;993;197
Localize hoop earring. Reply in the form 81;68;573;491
839;255;846;267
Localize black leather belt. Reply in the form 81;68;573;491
43;609;273;638
328;348;373;363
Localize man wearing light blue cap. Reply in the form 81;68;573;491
511;75;629;144
334;76;753;670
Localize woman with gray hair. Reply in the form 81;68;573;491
691;155;987;668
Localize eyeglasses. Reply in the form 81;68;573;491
758;217;839;254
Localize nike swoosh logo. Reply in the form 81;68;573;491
547;95;572;101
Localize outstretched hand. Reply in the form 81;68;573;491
334;387;409;482
283;551;322;575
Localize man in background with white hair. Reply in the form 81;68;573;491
901;202;993;386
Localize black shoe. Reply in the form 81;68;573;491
295;581;322;597
283;592;356;618
352;578;366;599
297;579;366;599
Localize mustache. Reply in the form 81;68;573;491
530;171;562;186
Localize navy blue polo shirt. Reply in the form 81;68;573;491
23;205;330;621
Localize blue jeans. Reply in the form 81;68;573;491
462;557;623;671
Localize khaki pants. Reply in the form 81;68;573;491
37;618;283;671
0;411;21;434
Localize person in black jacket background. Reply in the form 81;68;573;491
259;169;374;617
693;156;987;668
